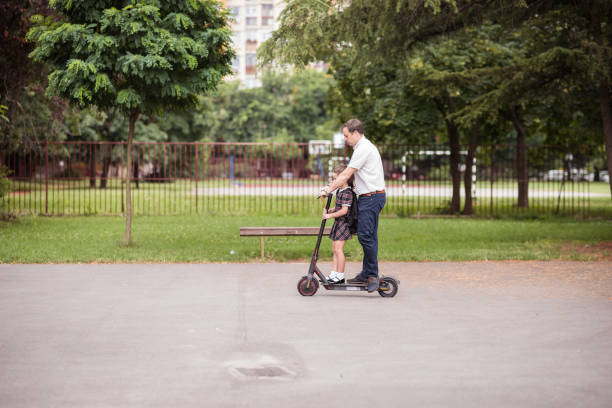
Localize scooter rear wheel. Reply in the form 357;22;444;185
378;276;399;297
297;275;319;296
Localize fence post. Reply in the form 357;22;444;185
45;141;49;215
121;142;125;214
195;143;199;214
489;146;494;217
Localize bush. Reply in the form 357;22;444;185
0;165;16;221
0;165;11;201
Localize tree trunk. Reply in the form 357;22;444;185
463;124;478;215
123;111;139;246
510;106;528;208
435;96;461;213
446;96;461;213
599;80;612;199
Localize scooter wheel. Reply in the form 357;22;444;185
378;276;399;297
297;275;319;296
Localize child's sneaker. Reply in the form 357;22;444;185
329;272;345;284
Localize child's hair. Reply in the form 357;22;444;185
332;163;354;188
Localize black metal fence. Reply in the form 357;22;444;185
2;141;608;217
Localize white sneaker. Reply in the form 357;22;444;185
327;271;337;280
329;272;345;284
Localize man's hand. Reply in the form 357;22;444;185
318;186;330;198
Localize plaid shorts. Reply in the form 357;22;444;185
329;218;352;241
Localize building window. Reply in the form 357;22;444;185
262;4;273;17
245;53;256;75
246;17;257;26
262;17;273;26
231;57;239;71
230;7;240;24
246;6;258;16
245;30;257;42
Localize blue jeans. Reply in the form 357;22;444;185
357;193;386;278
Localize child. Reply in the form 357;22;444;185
322;163;355;284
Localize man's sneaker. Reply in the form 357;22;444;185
367;277;379;292
329;273;345;284
347;274;367;284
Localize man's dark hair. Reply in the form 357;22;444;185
342;118;364;135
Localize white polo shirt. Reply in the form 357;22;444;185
348;136;386;195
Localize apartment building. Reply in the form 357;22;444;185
225;0;285;88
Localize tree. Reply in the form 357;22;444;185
422;4;610;204
261;0;612;200
262;7;518;212
28;0;234;245
259;1;525;214
185;70;334;142
326;47;443;144
407;24;518;212
0;0;70;159
413;1;612;199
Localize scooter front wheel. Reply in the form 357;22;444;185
297;275;319;296
378;276;399;297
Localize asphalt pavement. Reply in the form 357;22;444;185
1;261;611;407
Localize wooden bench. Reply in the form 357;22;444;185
240;226;332;260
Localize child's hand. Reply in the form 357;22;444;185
322;209;330;219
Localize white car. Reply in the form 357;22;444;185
544;169;595;182
543;170;566;181
600;171;610;183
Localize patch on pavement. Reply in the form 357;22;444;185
226;354;296;380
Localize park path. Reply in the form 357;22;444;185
194;184;607;197
1;261;611;407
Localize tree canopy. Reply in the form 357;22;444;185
260;0;612;198
28;0;233;116
27;0;235;243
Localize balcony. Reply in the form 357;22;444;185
245;40;258;52
245;65;256;75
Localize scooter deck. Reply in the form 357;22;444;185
322;281;391;291
324;283;369;291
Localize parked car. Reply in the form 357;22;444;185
543;170;566;181
600;171;610;183
571;168;591;181
543;169;593;182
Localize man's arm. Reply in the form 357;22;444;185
320;167;357;196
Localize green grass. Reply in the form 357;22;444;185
1;215;611;263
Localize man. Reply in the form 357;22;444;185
319;119;386;292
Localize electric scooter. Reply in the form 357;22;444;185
297;194;399;297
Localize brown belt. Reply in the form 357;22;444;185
360;189;385;197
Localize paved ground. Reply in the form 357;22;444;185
1;261;611;408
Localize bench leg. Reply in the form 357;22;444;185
260;236;264;260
